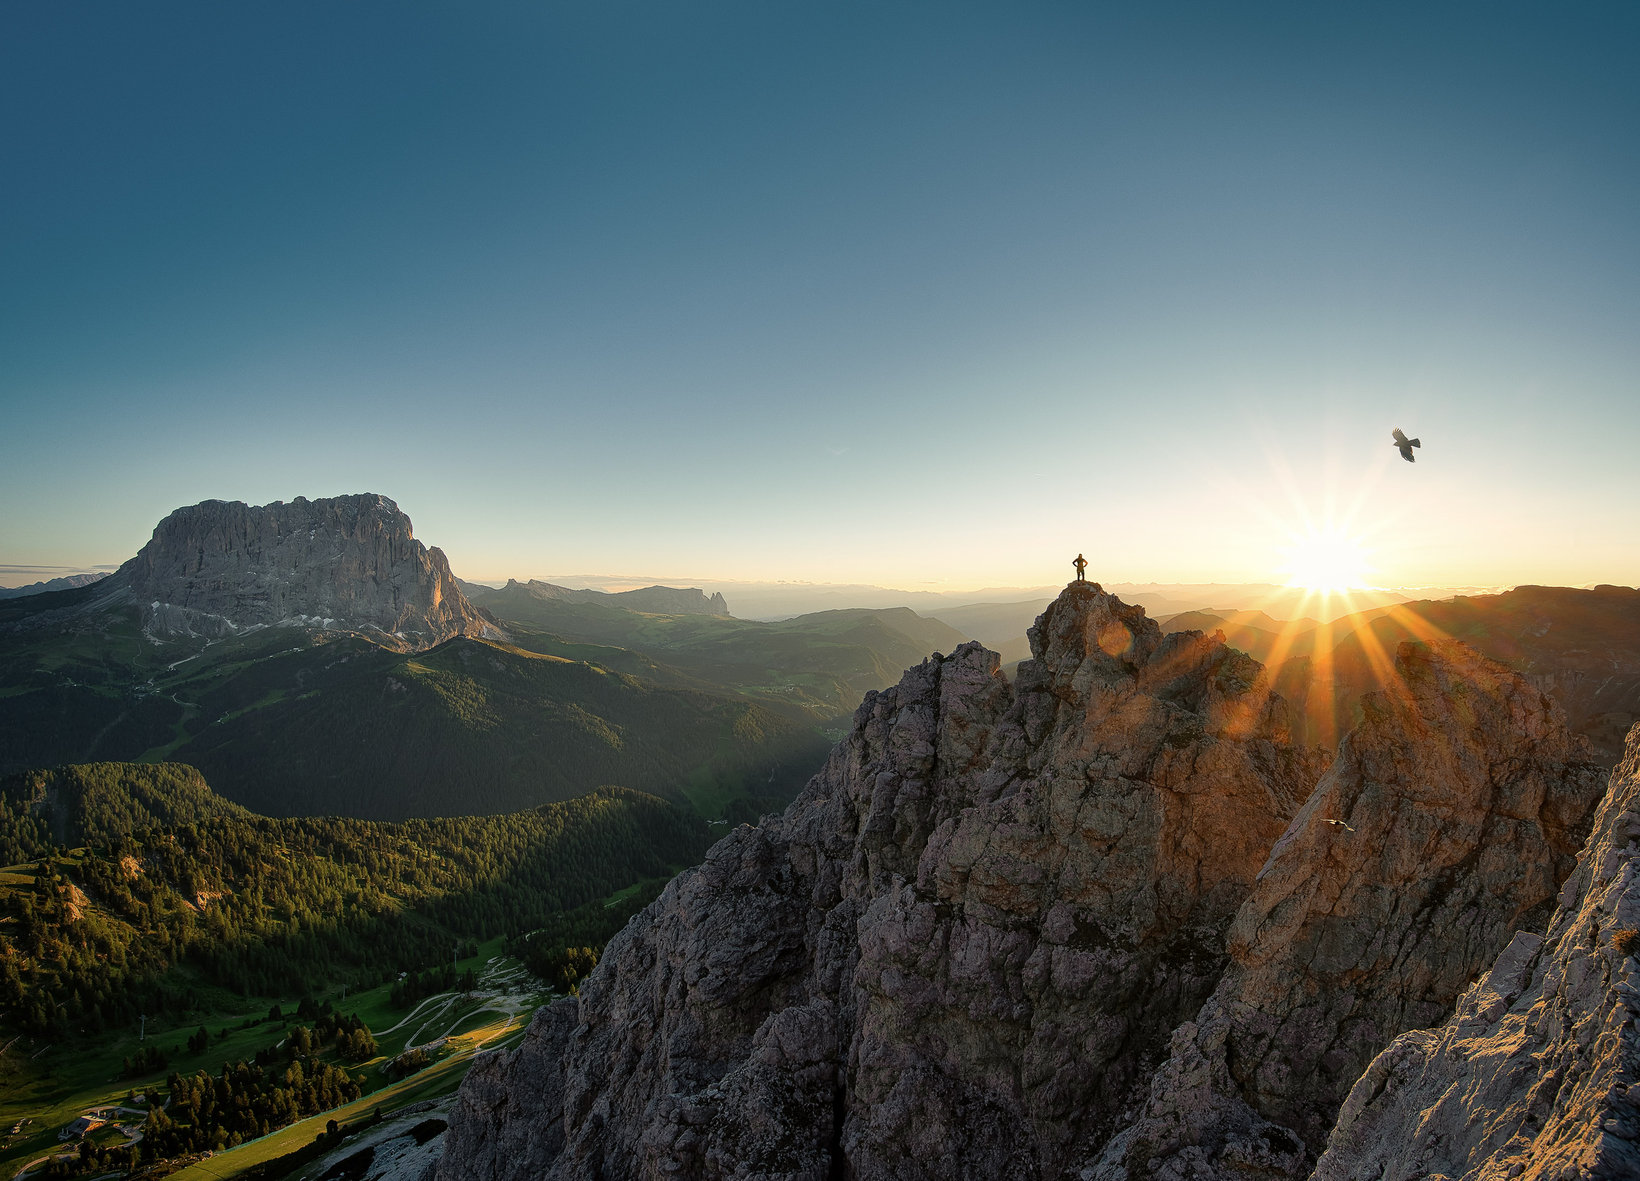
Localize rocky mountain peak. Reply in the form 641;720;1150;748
1029;578;1163;678
1093;637;1606;1178
109;493;496;649
432;580;1333;1179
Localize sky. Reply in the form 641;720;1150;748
2;2;1636;595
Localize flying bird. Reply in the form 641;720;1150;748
1321;818;1355;832
1392;428;1421;463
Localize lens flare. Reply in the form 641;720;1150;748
1279;526;1373;594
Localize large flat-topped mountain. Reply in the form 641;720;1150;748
112;494;495;649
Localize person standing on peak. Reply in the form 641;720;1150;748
1073;554;1087;581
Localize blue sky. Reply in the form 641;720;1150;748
2;2;1636;592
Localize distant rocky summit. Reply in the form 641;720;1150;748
474;578;731;616
428;581;1619;1181
103;494;496;649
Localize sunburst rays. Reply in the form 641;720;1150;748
1191;436;1460;746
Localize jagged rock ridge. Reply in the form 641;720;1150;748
429;583;1614;1180
0;572;109;600
480;578;731;616
103;494;496;649
432;581;1329;1179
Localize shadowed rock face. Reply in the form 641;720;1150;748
108;494;495;649
433;581;1328;1181
1092;639;1607;1179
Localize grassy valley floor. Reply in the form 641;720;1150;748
1;938;547;1181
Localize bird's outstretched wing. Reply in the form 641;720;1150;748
1392;428;1420;462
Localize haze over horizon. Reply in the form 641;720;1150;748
3;4;1636;594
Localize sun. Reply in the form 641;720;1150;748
1279;526;1373;594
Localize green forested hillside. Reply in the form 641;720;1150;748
0;763;247;861
0;595;829;820
477;581;970;717
165;635;827;818
0;762;709;1039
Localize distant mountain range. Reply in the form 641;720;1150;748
479;576;1444;622
8;493;1633;823
0;495;966;821
473;579;969;720
0;571;109;599
464;578;730;617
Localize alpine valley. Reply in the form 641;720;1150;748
0;494;975;821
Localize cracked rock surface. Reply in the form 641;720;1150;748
1312;723;1640;1181
1091;639;1606;1179
105;493;494;649
429;586;1617;1181
432;582;1325;1180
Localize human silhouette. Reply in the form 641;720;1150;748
1073;554;1087;581
1392;428;1421;463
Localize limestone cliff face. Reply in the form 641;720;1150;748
433;582;1328;1180
1312;723;1640;1181
109;494;495;649
1092;639;1606;1178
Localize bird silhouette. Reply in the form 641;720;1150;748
1392;428;1421;463
1321;818;1355;832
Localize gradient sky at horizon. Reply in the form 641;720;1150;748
3;2;1636;593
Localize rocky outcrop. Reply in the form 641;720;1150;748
104;494;495;649
433;581;1328;1180
1312;722;1640;1181
1092;640;1607;1178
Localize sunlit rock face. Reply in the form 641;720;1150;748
432;581;1329;1180
1313;722;1640;1181
1092;639;1607;1180
110;494;495;649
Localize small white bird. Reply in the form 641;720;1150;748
1321;818;1355;832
